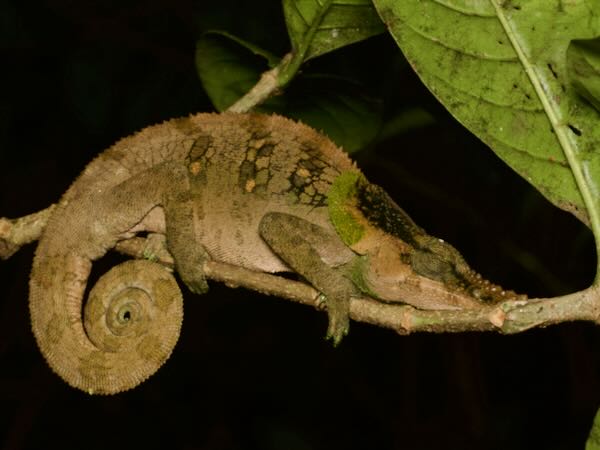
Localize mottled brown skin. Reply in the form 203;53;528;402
30;113;356;394
29;112;523;395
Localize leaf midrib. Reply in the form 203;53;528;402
491;0;600;277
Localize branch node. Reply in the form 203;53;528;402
488;307;506;328
398;309;413;334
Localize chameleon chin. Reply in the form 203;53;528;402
28;113;523;394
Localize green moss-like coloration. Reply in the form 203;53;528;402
327;171;365;245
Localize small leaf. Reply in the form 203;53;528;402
587;405;600;450
283;0;384;61
568;38;600;112
272;75;383;153
378;108;436;142
195;32;271;111
374;0;600;229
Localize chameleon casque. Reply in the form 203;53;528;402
28;112;521;394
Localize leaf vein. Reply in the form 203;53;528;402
400;16;517;62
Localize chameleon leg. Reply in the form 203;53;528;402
259;212;358;345
163;191;210;296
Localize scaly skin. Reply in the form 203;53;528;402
29;113;356;393
29;112;523;394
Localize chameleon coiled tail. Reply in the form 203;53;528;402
29;253;183;394
25;113;217;393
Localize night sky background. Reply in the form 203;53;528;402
1;1;599;449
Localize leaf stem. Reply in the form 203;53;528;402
226;57;287;113
229;0;334;112
278;0;334;86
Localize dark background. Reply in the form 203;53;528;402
1;1;599;449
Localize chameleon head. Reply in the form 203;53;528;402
354;232;485;310
328;171;523;308
356;230;523;309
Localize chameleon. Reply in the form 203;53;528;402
28;112;522;395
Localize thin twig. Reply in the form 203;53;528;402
0;206;56;259
3;210;600;335
227;54;292;113
114;234;600;336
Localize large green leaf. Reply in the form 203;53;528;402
373;0;600;230
283;0;384;61
587;405;600;450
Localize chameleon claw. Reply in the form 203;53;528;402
325;324;349;347
325;308;350;346
315;293;327;310
184;274;209;295
177;258;209;295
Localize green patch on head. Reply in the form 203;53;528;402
327;171;365;245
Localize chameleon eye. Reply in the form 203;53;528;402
411;250;456;282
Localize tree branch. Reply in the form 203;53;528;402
0;206;55;260
114;234;600;336
226;54;292;113
3;209;600;337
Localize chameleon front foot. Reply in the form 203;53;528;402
177;263;209;295
259;212;358;346
324;296;350;346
